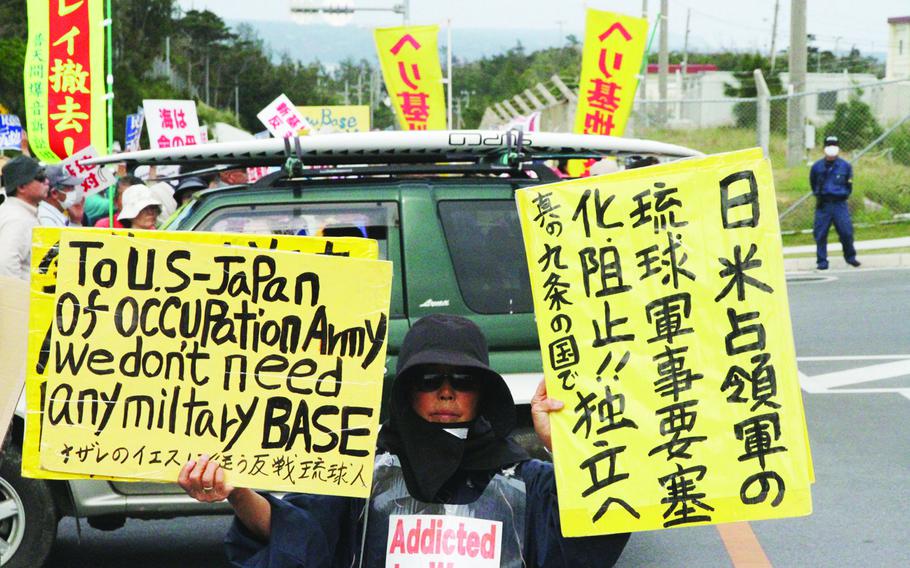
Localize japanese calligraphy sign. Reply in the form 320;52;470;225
297;105;370;133
24;0;107;162
374;25;447;131
574;9;647;137
124;109;144;152
59;144;116;196
143;99;201;149
257;94;308;139
23;227;380;483
515;148;813;536
0;114;24;151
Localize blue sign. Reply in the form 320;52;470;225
125;110;144;152
0;114;23;151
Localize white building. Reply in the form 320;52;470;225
886;16;910;79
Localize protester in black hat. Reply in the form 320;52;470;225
38;164;84;227
179;314;630;567
174;176;208;205
0;155;48;280
809;135;860;270
624;155;660;170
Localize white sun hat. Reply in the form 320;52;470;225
148;181;178;223
117;184;163;221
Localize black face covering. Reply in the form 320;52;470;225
377;315;529;502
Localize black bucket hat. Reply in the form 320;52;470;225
394;314;515;436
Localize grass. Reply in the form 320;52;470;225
780;220;910;247
640;126;910;232
785;246;910;258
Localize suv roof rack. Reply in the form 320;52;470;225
83;130;701;170
250;161;561;187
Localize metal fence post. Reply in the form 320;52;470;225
754;69;771;157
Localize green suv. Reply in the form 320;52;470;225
2;130;698;567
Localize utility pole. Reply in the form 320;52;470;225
357;70;363;106
640;0;648;102
769;0;780;74
682;8;690;76
235;83;239;121
205;53;210;105
658;0;668;123
787;0;807;166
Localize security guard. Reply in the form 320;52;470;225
809;135;860;270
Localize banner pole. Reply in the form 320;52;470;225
446;19;453;130
105;0;113;155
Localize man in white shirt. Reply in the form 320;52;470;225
0;156;49;281
38;165;84;227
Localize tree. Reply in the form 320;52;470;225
823;94;883;151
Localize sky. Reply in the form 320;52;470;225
179;0;907;55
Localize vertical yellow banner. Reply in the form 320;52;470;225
374;25;447;131
516;149;813;536
573;9;648;137
24;0;107;162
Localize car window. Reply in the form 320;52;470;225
438;200;533;314
198;201;397;260
195;201;403;316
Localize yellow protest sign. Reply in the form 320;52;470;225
0;277;29;443
23;228;379;481
574;9;647;137
297;105;370;133
36;231;391;496
516;148;813;536
374;25;447;131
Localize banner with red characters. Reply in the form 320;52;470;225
24;0;107;163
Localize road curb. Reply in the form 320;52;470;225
784;252;910;272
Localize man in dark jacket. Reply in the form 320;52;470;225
179;314;630;567
809;135;860;270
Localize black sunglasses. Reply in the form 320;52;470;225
34;173;47;182
412;372;479;393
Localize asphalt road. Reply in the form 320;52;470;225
49;267;910;568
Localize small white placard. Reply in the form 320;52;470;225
61;145;117;196
256;94;308;139
386;514;502;568
143;99;202;149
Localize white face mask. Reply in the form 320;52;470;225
824;145;839;158
57;188;84;209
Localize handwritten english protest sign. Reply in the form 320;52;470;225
23;228;380;482
36;231;391;496
297;105;370;134
515;148;813;536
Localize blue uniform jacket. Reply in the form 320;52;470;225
224;459;630;568
809;157;852;199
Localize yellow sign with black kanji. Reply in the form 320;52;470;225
516;148;813;536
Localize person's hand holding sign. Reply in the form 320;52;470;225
179;455;272;541
178;454;233;502
530;379;564;453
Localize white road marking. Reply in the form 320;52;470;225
798;357;910;397
797;355;910;362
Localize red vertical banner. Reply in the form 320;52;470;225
25;0;107;162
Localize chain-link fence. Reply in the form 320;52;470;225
626;77;910;232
